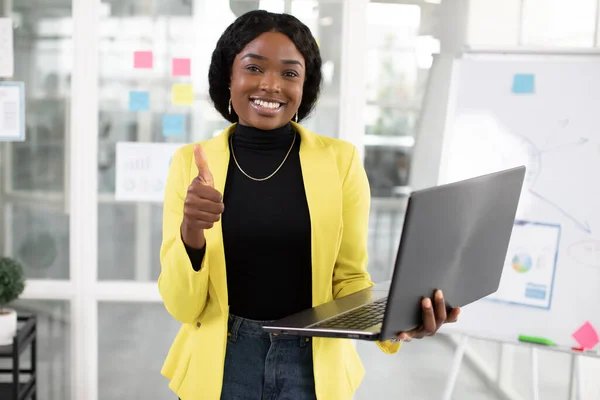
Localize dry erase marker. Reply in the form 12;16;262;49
518;335;556;346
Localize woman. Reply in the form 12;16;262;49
159;9;460;400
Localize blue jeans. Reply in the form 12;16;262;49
220;313;317;400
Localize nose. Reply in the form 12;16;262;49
259;72;281;93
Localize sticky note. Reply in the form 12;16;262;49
172;84;194;105
512;73;535;94
572;321;599;349
172;58;191;77
129;91;149;111
134;51;153;69
162;114;185;137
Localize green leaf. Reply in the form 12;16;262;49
0;257;25;306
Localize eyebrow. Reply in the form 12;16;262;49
240;53;304;68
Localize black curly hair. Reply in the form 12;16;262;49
208;10;322;123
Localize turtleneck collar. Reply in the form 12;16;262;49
231;122;295;150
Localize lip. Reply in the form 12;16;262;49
249;97;286;117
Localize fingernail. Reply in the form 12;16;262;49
423;298;432;308
436;290;443;300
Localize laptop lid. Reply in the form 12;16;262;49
380;166;526;340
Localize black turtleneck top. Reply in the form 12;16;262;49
186;122;312;321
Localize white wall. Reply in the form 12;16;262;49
466;0;522;46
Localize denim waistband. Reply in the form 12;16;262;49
228;314;276;337
228;313;312;346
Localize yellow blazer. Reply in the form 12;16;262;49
158;122;400;400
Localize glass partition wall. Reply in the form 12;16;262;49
2;0;360;398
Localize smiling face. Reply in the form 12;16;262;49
230;31;305;130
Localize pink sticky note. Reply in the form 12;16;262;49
572;321;599;349
172;58;191;77
134;51;153;69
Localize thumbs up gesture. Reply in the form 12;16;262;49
181;144;225;249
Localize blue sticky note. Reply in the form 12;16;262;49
129;91;150;111
512;74;535;94
162;114;185;137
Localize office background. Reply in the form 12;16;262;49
0;0;599;399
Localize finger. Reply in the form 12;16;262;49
181;217;216;231
195;198;225;215
434;290;447;327
193;144;214;187
184;194;224;215
189;179;223;203
395;332;411;342
183;208;222;223
398;327;423;341
446;307;461;323
421;297;437;335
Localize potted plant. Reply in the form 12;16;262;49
0;257;25;345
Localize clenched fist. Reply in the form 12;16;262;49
181;144;224;249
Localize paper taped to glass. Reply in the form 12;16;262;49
115;142;183;202
0;82;25;142
0;18;14;78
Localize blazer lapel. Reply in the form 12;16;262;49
294;123;343;306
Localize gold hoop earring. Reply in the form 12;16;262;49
228;98;232;115
295;112;298;123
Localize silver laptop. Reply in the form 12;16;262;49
263;166;526;342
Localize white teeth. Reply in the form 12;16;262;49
253;99;282;109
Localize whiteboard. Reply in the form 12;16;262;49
437;53;600;351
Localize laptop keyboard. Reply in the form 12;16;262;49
311;298;388;331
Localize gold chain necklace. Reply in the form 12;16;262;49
230;131;297;182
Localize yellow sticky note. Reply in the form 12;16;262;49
172;84;194;105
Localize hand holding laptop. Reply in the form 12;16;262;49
394;289;460;342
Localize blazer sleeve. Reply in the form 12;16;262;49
332;145;401;355
158;148;211;324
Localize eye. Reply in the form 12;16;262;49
246;65;261;73
284;70;299;78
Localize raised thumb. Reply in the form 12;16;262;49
193;144;214;187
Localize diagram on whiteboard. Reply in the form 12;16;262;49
487;221;561;309
446;112;597;234
568;240;600;268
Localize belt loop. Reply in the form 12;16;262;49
227;314;242;343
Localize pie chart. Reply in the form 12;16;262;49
512;253;533;273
